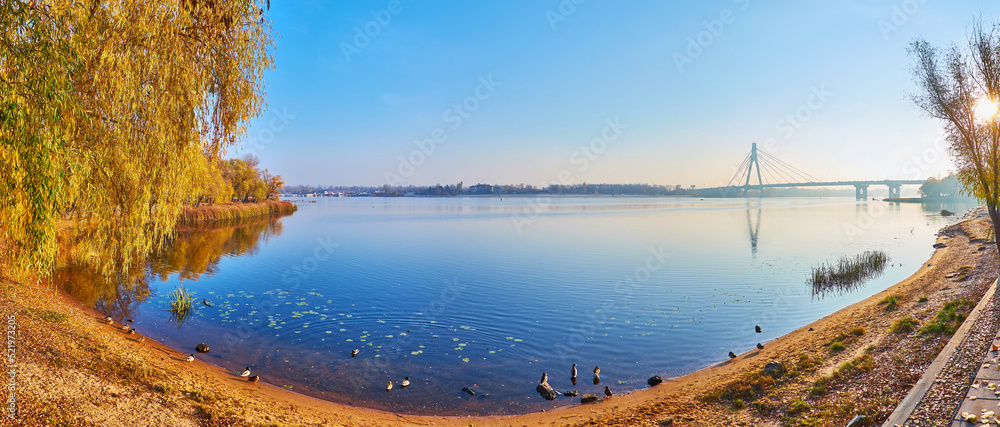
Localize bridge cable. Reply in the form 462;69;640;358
761;157;795;186
727;152;752;187
759;155;798;184
757;150;809;182
758;150;821;182
726;153;753;187
757;159;784;185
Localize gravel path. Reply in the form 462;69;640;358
900;227;1000;426
899;278;1000;426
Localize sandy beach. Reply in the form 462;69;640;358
3;208;998;426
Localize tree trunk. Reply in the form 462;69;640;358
988;204;1000;259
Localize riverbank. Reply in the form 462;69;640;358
176;200;297;225
2;208;996;426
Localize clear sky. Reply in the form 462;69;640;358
233;0;1000;188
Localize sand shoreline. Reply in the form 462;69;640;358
5;209;996;426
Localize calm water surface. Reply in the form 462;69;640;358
60;196;974;415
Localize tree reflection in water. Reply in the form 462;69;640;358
55;216;286;326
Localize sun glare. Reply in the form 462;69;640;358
975;96;1000;122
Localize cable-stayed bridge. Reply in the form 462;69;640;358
696;143;923;200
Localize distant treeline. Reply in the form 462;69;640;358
283;182;691;197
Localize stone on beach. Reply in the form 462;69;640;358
536;383;557;400
580;394;599;404
764;361;785;378
195;343;210;353
845;414;870;427
647;375;663;386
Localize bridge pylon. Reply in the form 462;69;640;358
743;142;765;197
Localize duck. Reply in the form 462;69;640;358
239;367;251;377
386;381;393;391
183;354;195;362
248;375;259;383
103;315;114;323
121;323;131;332
202;299;213;308
571;363;577;378
135;335;145;343
755;325;762;333
728;351;738;361
604;386;613;397
593;366;600;376
127;329;136;335
756;343;764;350
540;372;548;384
351;349;359;357
401;377;410;388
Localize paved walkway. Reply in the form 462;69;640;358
883;279;999;426
950;340;1000;425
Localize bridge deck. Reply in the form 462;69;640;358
702;180;924;192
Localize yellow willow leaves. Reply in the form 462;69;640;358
0;0;274;278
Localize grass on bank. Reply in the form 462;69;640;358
177;200;297;225
880;295;900;311
918;298;973;336
810;251;889;297
168;285;196;325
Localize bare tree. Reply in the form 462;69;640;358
910;20;1000;255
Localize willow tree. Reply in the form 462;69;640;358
0;0;273;278
910;21;1000;254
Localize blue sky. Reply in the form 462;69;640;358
234;0;1000;188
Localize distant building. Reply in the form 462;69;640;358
469;183;495;194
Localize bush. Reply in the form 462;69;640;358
918;296;929;303
880;295;899;311
788;400;810;415
169;285;194;314
829;341;845;352
890;316;919;334
919;299;972;336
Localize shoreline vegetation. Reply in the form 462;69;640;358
4;207;997;426
809;250;890;298
176;200;297;226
